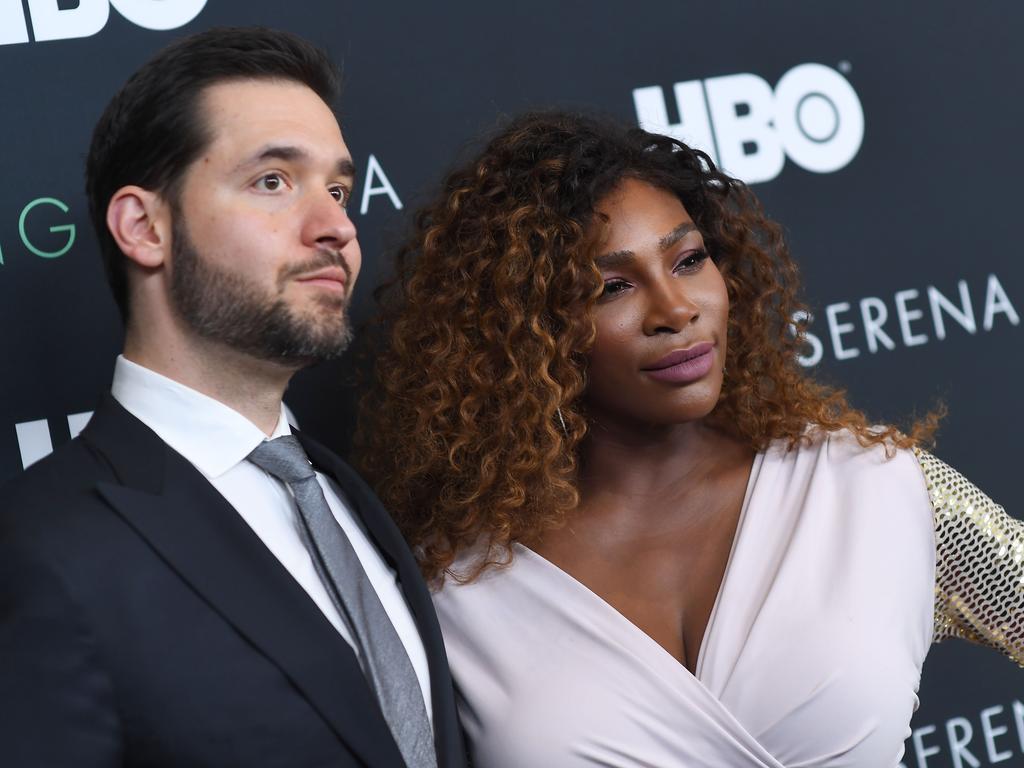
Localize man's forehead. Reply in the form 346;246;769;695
197;79;348;165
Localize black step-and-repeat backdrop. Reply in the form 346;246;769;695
1;2;1021;764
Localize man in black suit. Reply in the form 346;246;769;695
0;27;466;768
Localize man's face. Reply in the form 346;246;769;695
168;79;361;366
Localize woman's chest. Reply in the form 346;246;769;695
532;480;747;672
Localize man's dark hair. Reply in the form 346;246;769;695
85;26;341;322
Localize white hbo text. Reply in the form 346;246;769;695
0;0;207;45
633;63;863;184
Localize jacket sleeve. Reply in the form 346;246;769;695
0;541;122;766
915;448;1024;664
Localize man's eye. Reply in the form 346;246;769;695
329;185;350;207
255;173;285;192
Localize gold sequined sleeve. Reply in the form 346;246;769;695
915;448;1024;664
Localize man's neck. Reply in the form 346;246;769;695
123;331;296;437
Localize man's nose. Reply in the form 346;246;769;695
304;188;358;249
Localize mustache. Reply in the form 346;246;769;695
278;249;352;286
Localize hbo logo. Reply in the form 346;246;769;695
0;0;206;45
633;63;864;184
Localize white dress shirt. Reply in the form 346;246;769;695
111;355;432;720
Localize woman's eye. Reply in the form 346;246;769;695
675;249;709;273
329;185;350;207
255;173;286;192
601;279;630;297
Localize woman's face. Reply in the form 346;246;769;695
584;178;729;429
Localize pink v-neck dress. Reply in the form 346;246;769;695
432;431;1011;767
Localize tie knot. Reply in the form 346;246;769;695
247;435;317;484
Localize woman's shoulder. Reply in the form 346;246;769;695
764;426;922;479
753;427;935;529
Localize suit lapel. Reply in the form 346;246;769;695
297;432;466;768
83;396;406;767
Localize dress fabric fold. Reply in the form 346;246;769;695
433;431;938;768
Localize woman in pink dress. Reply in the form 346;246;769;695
356;112;1021;767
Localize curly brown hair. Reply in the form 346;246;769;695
355;111;938;583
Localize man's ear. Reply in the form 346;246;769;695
106;186;172;268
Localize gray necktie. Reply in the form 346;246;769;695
247;436;437;768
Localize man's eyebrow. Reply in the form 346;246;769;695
659;222;698;250
232;144;305;173
232;145;356;180
335;157;356;181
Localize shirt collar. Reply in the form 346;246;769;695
110;355;292;479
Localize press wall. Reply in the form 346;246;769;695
1;3;1021;764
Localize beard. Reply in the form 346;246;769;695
168;218;353;366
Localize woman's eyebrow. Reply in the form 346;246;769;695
594;223;699;269
659;222;697;250
594;249;635;270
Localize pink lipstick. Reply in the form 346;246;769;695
642;342;715;384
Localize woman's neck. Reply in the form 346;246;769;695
578;414;740;502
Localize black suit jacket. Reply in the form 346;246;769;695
0;395;467;768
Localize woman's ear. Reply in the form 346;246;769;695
106;186;171;269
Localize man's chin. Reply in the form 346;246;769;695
274;323;353;365
291;285;348;311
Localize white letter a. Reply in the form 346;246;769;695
360;154;403;215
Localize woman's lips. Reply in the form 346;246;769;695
642;342;716;384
